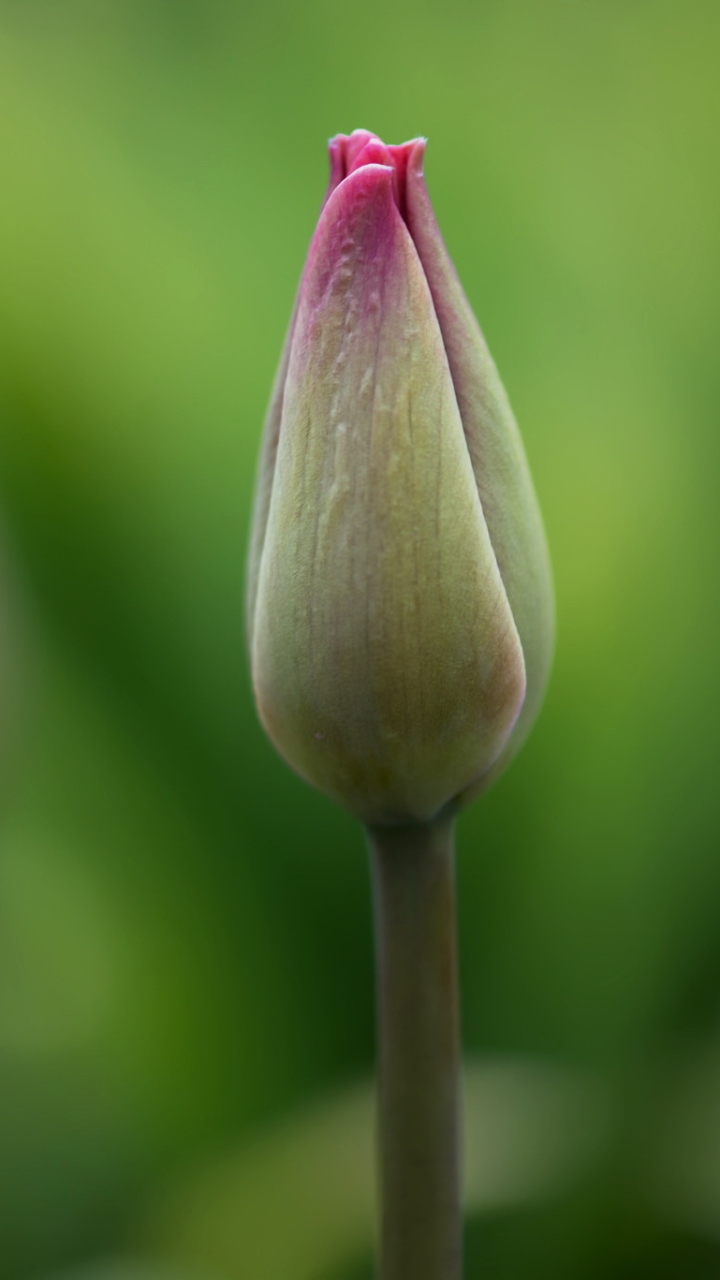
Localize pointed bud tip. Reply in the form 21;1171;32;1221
326;131;429;212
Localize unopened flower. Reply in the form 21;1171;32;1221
247;130;553;825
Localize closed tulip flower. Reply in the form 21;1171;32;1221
247;130;553;827
246;131;555;1280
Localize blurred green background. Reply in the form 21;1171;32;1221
0;1;719;1277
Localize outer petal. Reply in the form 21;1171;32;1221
246;150;352;648
245;297;296;649
251;164;526;824
403;140;555;788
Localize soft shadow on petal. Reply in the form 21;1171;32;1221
403;140;555;785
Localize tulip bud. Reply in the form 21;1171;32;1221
247;131;553;825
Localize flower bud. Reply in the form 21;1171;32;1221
247;131;553;825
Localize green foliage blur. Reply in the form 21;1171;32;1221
0;1;719;1277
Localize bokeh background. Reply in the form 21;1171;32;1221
0;1;719;1277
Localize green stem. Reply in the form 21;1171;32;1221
367;816;462;1280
